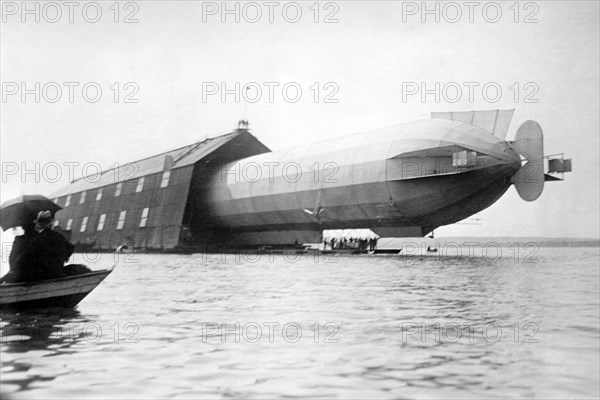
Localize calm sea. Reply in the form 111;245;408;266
1;246;599;399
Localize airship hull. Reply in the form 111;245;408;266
204;119;522;245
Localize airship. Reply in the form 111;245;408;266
206;109;571;245
48;109;571;250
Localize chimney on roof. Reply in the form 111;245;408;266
164;155;174;170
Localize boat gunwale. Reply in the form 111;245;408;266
0;267;114;289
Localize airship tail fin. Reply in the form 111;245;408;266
431;109;515;139
510;121;545;201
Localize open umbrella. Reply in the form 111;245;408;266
0;194;62;231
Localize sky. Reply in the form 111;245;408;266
1;0;599;241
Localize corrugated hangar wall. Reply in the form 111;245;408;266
55;166;194;250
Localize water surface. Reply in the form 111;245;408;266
1;247;599;398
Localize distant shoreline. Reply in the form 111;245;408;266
379;237;600;248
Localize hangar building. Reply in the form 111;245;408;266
51;128;269;250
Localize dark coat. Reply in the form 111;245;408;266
9;231;38;270
14;228;75;282
0;231;38;283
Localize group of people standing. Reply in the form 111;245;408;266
323;237;378;251
0;211;75;283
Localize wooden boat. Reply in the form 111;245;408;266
0;266;114;310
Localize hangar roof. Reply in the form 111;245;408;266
52;129;268;196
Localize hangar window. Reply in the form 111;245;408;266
115;182;123;197
80;191;86;204
80;216;88;233
66;219;73;230
160;171;171;188
117;211;127;230
65;195;71;207
97;214;106;231
96;188;103;201
139;207;149;227
136;177;145;193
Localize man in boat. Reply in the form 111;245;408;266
0;219;38;283
14;211;74;282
